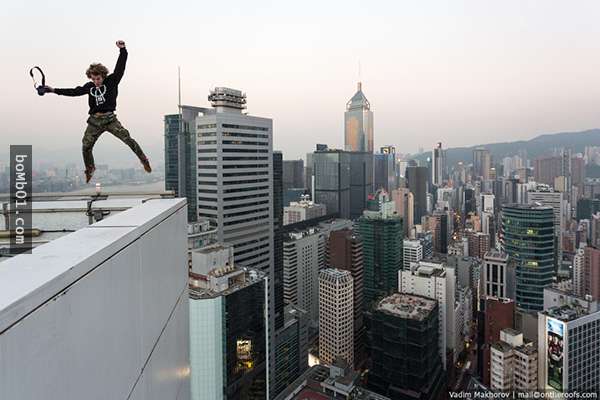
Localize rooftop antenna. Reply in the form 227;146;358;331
358;60;362;90
177;66;182;111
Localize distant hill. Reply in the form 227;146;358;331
414;128;600;166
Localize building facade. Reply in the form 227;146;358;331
189;245;269;400
366;294;444;400
501;204;555;311
344;82;373;153
319;268;355;368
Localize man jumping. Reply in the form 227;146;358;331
44;40;151;183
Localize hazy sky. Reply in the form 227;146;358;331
2;0;600;167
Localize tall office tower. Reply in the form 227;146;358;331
374;151;396;192
473;148;492;181
583;246;600;301
283;227;325;328
403;239;424;269
534;154;569;187
576;198;600;221
501;177;519;205
189;244;269;400
366;294;445;400
464;187;477;215
318;268;354;367
358;198;403;308
483;250;516;299
311;148;349;217
165;106;212;222
282;159;305;190
538;304;600;392
573;246;585;297
431;142;446;187
431;211;449;254
349;152;374;218
479;297;515;387
467;231;490;259
406;165;428;223
194;87;273;276
327;229;366;367
283;197;327;225
274;151;284;330
527;184;567;230
490;328;538;391
194;88;275;375
571;155;585;195
391;187;414;236
344;82;373;153
591;213;600;248
399;261;456;368
273;306;309;397
310;146;373;219
501;204;555;311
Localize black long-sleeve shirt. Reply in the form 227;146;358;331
55;48;127;115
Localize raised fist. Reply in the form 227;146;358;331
116;40;126;48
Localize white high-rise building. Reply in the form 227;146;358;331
527;184;567;231
195;88;273;274
403;239;423;270
490;328;538;391
194;87;275;387
398;260;456;367
283;228;325;328
319;268;354;368
573;246;586;297
538;303;600;393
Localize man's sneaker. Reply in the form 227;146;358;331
141;158;152;173
85;166;96;183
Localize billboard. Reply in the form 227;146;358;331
547;318;564;391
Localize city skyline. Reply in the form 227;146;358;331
4;1;600;162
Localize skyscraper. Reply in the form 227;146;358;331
165;105;211;222
483;250;516;299
501;204;555;311
274;151;284;330
311;148;350;218
283;227;325;328
538;303;600;392
319;268;354;367
583;246;600;301
310;146;372;219
195;87;273;274
431;142;446;187
327;229;366;367
374;151;396;192
344;82;373;153
282;159;305;190
406;165;428;224
366;294;444;400
358;193;403;308
473;148;491;181
189;244;269;400
194;87;275;382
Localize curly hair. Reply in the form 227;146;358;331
86;63;109;78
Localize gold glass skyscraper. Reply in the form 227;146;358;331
344;82;374;153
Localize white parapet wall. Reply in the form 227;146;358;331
0;198;190;400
